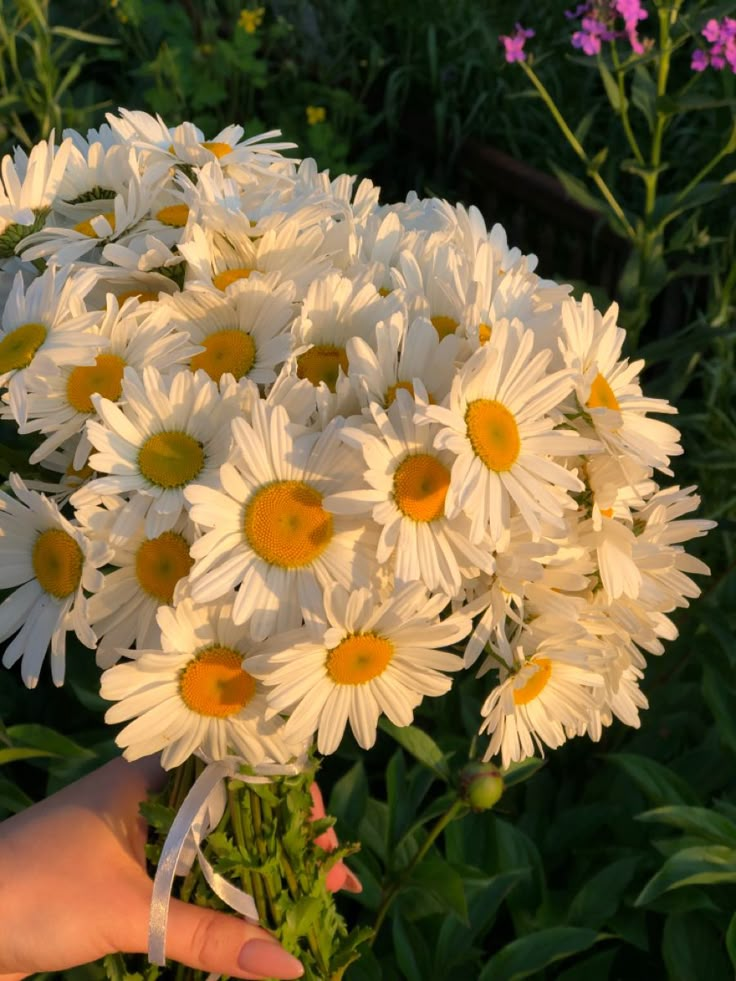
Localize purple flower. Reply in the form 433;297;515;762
691;49;709;72
499;23;535;63
694;15;736;74
566;0;650;56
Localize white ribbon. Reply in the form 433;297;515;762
148;756;303;975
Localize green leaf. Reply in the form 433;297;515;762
0;775;33;812
0;747;57;765
599;61;624;113
567;856;640;928
548;162;605;216
5;724;96;759
392;914;430;981
637;806;736;846
479;927;604;981
329;761;368;833
631;65;657;131
555;947;618;981
407;855;468;922
635;845;736;905
702;663;736;756
657;93;736;114
50;26;119;45
727;911;736;970
379;719;449;781
501;756;545;788
606;753;699;806
662;912;733;981
435;870;524;972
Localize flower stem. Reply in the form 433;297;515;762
519;60;636;240
609;43;644;165
371;798;467;941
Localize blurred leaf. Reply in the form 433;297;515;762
407;855;468;922
0;746;57;764
657;93;736;114
567;856;640;929
548;161;605;216
555;946;618;981
329;760;369;832
0;775;33;812
637;805;736;846
606;753;700;806
392;914;431;981
635;845;736;905
599;62;624;113
702;663;736;756
662;912;733;980
631;65;656;131
379;720;449;782
478;927;604;981
50;26;119;45
727;911;736;970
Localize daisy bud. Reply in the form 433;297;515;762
459;762;504;811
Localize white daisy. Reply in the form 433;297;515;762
20;295;198;466
101;597;298;769
249;583;471;755
560;294;682;473
478;624;604;767
155;274;296;384
77;495;195;667
0;473;109;687
0;135;73;255
0;266;101;424
184;398;377;641
419;320;599;544
73;365;247;537
324;389;493;596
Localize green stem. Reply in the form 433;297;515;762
609;43;644;165
645;6;675;220
371;799;466;941
676;129;736;204
519;60;636;240
228;783;256;900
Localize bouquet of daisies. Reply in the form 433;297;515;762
0;111;714;978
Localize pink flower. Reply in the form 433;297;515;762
567;1;649;56
691;49;709;72
499;23;535;63
694;15;736;74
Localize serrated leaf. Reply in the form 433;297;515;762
379;719;449;781
635;844;736;905
637;805;736;846
606;753;699;806
479;926;604;981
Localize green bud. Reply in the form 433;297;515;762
459;761;504;811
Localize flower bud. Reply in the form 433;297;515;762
459;762;504;811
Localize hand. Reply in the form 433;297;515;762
0;756;308;980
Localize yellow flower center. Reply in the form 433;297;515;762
478;323;492;345
66;354;127;413
327;633;394;685
135;531;193;604
465;399;521;472
296;344;349;392
393;453;450;523
179;645;256;718
600;506;614;518
384;380;436;408
200;141;233;159
32;528;83;600
512;657;552;705
431;315;459;340
116;289;159;304
587;372;620;411
378;287;392;297
212;267;254;291
65;461;94;485
0;322;47;374
73;212;116;238
190;328;256;382
138;431;205;488
155;204;190;227
244;480;333;568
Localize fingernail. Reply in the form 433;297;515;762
237;938;304;978
344;869;363;893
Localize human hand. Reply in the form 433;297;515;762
0;756;343;980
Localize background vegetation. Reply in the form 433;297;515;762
1;0;734;977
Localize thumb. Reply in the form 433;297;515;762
165;899;304;980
